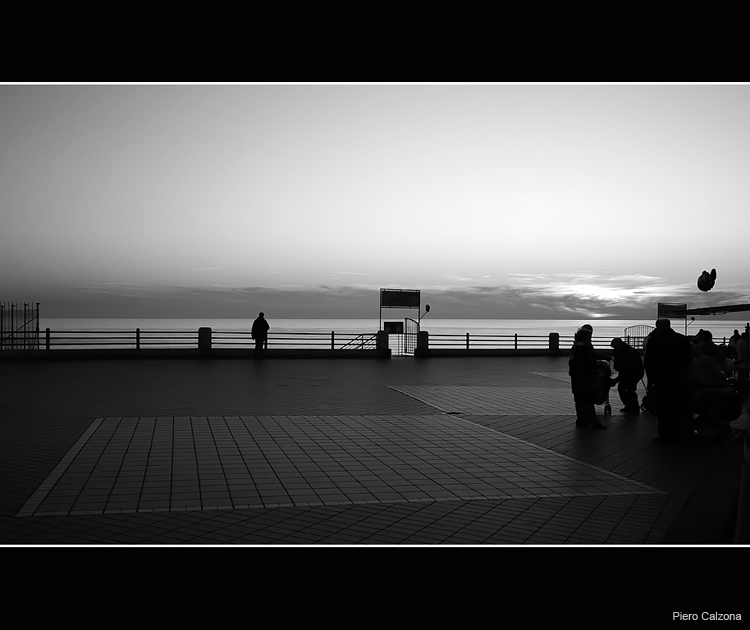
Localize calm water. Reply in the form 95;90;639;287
39;317;750;342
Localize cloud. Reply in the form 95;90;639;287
418;273;750;319
32;272;750;320
504;271;696;307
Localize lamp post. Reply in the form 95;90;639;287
418;304;430;331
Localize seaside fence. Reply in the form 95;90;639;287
429;332;563;350
1;323;690;357
11;327;648;355
623;325;655;350
414;332;628;356
0;302;40;350
33;328;380;352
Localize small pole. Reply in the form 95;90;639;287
514;333;518;350
466;332;469;350
331;331;334;350
136;328;141;350
46;328;51;351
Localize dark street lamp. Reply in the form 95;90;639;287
419;304;430;330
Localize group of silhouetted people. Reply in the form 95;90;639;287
569;319;748;439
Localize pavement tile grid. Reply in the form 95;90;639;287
529;372;572;383
3;360;737;545
16;412;664;518
389;385;577;415
531;371;648;394
390;380;648;416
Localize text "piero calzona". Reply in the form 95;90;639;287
673;612;741;621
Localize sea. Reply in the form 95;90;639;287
38;318;750;343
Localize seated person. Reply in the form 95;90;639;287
714;345;736;378
688;354;741;424
690;329;719;360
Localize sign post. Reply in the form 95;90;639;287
379;289;421;331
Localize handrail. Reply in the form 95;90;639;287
1;302;40;350
4;327;679;353
30;329;383;351
339;333;378;350
428;333;618;350
1;323;39;337
429;333;573;349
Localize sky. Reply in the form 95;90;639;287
2;83;749;320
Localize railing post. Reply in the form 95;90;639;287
136;328;141;350
514;333;518;350
331;331;334;350
466;332;469;350
376;330;389;355
35;303;40;349
549;332;559;353
198;327;212;351
416;331;429;356
46;328;51;350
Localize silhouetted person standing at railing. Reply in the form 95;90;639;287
251;312;270;360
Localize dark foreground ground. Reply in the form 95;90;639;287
0;355;746;547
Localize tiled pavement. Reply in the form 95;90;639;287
0;356;746;545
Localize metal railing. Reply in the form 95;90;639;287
211;330;378;350
623;325;654;350
37;329;196;350
1;302;40;350
430;333;540;350
339;333;378;350
37;328;380;351
428;333;578;350
22;328;641;354
426;333;625;351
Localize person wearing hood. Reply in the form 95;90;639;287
569;325;605;429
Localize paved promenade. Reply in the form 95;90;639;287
0;355;746;545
